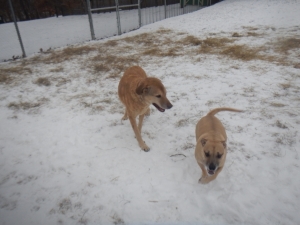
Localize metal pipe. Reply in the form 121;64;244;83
115;0;121;35
90;6;116;12
8;0;26;58
138;0;141;27
164;0;167;19
86;0;95;40
118;4;139;9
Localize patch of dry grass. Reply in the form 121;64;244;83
8;98;49;110
52;77;71;87
232;33;243;37
243;26;259;31
247;32;260;37
275;120;288;129
181;35;202;46
34;77;51;86
122;33;156;45
106;73;121;79
90;53;139;75
0;66;32;85
275;38;300;54
49;67;64;73
175;118;189;127
279;83;291;90
221;45;262;61
24;45;96;65
199;37;235;54
105;40;118;47
270;102;285;107
0;74;13;84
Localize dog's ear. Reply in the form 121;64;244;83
201;138;207;147
136;79;149;95
222;141;227;148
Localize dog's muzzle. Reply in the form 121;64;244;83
207;163;217;175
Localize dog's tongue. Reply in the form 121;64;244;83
153;103;165;112
208;170;215;175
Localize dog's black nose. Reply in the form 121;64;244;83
209;163;216;171
167;103;173;109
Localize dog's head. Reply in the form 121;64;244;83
199;138;227;175
136;77;173;112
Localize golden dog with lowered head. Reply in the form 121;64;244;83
195;107;243;184
118;66;173;152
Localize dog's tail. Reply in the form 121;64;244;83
207;107;243;116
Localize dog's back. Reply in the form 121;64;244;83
196;108;243;141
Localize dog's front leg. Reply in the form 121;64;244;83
199;163;209;184
138;114;145;133
200;166;224;184
129;116;150;152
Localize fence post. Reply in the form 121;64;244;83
164;0;167;19
86;0;95;40
115;0;121;35
138;0;141;27
8;0;26;58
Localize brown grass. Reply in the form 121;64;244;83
90;53;139;74
275;38;300;54
34;77;51;86
176;118;189;127
0;66;32;85
243;26;259;31
182;35;202;46
270;102;285;107
247;32;260;37
276;120;288;129
221;45;261;61
51;77;71;87
8;98;49;110
232;33;243;37
24;45;96;65
0;74;13;84
122;33;155;45
105;40;118;47
199;37;235;54
49;67;64;73
279;83;291;90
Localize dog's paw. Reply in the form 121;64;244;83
199;177;208;184
140;143;150;152
121;116;128;120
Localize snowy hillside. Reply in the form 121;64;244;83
0;0;300;225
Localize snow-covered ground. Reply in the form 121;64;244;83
1;0;300;225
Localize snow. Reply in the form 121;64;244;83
1;0;300;225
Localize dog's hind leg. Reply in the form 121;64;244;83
129;116;150;152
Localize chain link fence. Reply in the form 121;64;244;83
0;0;218;61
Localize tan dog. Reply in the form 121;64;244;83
118;66;173;152
195;107;242;184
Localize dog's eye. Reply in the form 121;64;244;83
205;152;210;157
217;154;222;159
156;95;161;98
